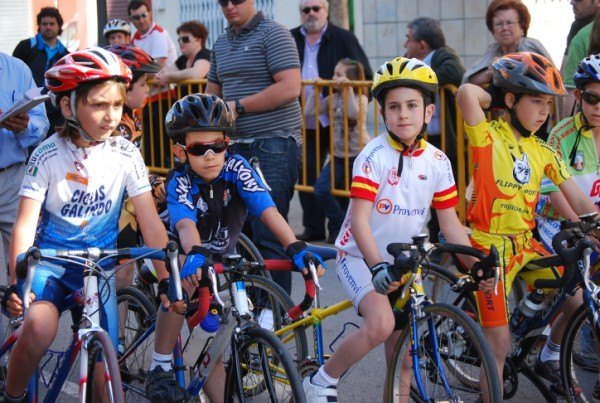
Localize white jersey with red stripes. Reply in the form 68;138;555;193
335;133;458;263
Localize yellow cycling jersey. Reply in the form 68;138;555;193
466;118;570;235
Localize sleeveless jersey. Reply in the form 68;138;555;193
21;134;151;251
466;118;570;235
336;134;458;263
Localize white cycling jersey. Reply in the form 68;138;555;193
21;133;151;251
335;134;458;263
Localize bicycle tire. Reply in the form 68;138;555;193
386;303;502;402
85;331;124;403
221;274;308;370
236;232;272;280
224;325;306;403
116;286;156;401
560;303;600;401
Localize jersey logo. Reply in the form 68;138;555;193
66;172;88;186
512;153;531;185
376;199;393;214
361;162;371;174
590;179;600;197
387;168;399;186
25;165;38;177
418;175;428;181
572;151;584;171
74;161;84;171
175;175;195;210
434;150;445;160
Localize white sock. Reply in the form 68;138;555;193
311;366;339;388
540;339;561;362
150;351;173;371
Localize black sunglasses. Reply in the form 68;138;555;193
302;5;322;14
130;12;148;21
182;140;229;157
178;36;191;44
218;0;247;6
582;92;600;106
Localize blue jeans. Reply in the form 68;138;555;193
230;136;299;294
313;156;355;236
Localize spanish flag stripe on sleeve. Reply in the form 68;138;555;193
350;176;379;201
432;186;459;209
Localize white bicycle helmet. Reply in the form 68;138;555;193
574;54;600;90
103;19;131;38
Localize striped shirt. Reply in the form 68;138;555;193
208;12;302;139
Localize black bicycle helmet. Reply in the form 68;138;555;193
166;94;235;141
104;44;160;75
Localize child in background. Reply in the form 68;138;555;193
1;48;173;402
104;44;166;288
305;58;371;244
457;51;598;393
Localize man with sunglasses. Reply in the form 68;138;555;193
207;0;304;296
128;0;176;68
290;0;372;245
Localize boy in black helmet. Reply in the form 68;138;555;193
147;93;325;402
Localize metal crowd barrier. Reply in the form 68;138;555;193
139;79;486;223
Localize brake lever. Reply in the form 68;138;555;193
206;265;225;307
308;260;322;290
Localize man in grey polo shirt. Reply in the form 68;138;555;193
207;0;302;294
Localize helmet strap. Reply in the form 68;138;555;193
67;92;96;144
507;94;534;138
383;106;428;151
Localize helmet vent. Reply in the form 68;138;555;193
72;55;101;70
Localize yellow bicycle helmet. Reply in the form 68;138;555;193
372;57;438;106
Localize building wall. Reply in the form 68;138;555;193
361;0;573;74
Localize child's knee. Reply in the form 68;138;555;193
364;314;395;344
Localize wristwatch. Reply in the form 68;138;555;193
235;99;245;115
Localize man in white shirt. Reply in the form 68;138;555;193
128;0;176;68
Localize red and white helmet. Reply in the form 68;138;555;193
45;47;132;94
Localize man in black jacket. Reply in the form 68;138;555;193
404;17;465;243
13;7;69;137
291;0;372;244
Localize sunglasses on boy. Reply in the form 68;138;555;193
181;139;230;157
218;0;247;6
302;5;322;14
581;92;600;106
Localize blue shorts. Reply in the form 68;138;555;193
18;260;118;350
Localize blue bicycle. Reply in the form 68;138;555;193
0;241;183;403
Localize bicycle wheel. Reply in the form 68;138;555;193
560;304;600;401
421;263;478;320
222;275;308;370
386;303;501;402
116;287;156;400
85;331;124;403
225;325;306;403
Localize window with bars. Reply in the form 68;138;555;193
179;0;274;48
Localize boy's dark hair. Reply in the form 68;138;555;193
37;7;64;36
128;0;150;15
177;21;209;48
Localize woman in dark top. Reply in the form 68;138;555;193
155;20;210;86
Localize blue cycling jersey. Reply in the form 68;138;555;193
165;152;275;254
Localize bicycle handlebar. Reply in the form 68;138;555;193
17;241;184;311
534;224;598;289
